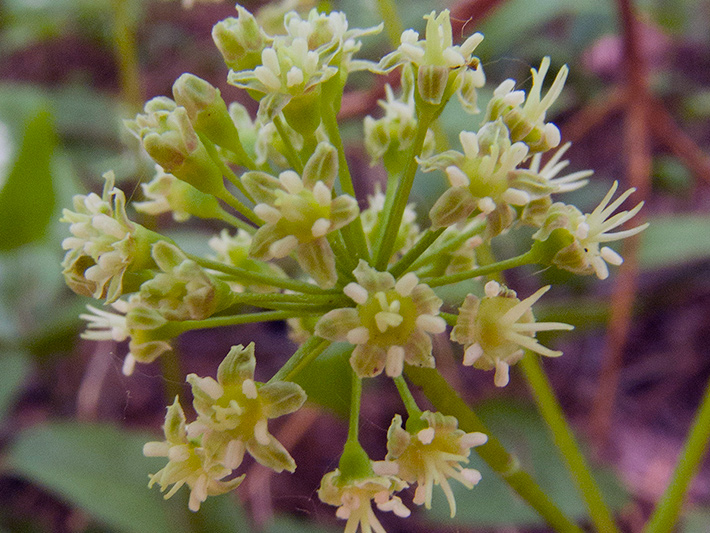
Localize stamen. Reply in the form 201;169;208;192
395;272;418;296
242;378;258;399
343;282;368;305
278;170;303;194
463;343;483;366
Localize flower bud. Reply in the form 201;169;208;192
172;74;248;159
126;99;226;198
212;7;269;72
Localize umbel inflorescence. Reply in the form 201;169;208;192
61;2;647;531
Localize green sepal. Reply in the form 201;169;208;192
216;343;256;387
163;397;187;444
295;238;336;288
530;227;575;266
241;171;280;205
259;381;307;419
302;142;338;189
246;436;296;473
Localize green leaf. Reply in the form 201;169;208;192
477;0;610;57
291;343;351;419
267;515;340;533
683;508;710;532
194;493;251;533
5;422;192;533
0;110;56;251
423;399;628;527
639;215;710;270
0;350;31;424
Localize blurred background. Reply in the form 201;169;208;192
1;0;710;531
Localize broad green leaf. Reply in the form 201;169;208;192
683;508;710;532
5;422;192;533
0;350;31;424
0;110;56;251
291;342;351;419
423;399;628;527
0;244;75;344
195;493;251;533
268;515;340;533
477;0;610;57
639;215;710;270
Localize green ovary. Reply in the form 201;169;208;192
212;383;263;441
274;190;331;243
358;290;418;347
463;160;507;201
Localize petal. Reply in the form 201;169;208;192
402;330;435;368
246;434;297;473
429;187;477;228
260;381;307;418
350;344;387;378
314;308;360;341
329;195;360;231
249;225;281;260
352;260;395;293
295;238;337;288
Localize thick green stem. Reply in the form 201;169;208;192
348;369;363;441
644;373;710;533
273;114;305;174
388;228;445;278
321;102;370;261
228;291;346;308
393;375;422;418
424;250;537;288
520;354;620;533
167;310;300;335
111;0;142;111
200;135;254;202
188;254;335;295
405;366;584;533
270;336;331;383
375;0;404;47
327;231;358;279
410;220;485;272
374;109;436;270
213;209;257;235
159;348;183;405
440;311;458;327
215;188;262;226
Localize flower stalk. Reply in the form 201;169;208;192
520;354;620;533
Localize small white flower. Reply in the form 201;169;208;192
383;411;487;517
533;181;648;279
318;467;409;533
315;261;445;378
452;283;574;387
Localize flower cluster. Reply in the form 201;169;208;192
60;2;649;531
144;343;306;510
